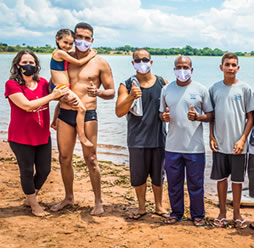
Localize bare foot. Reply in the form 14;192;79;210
79;135;93;148
50;199;73;212
23;198;30;207
32;207;50;217
90;203;104;215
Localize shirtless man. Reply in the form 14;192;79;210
51;22;115;215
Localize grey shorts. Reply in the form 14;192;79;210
210;152;246;183
128;147;165;187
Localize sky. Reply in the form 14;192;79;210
1;0;254;51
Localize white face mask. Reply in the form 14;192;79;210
75;39;92;52
133;62;152;74
174;69;192;82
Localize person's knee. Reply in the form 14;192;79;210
59;153;72;165
85;153;98;170
20;166;34;179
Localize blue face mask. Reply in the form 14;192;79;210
19;64;37;76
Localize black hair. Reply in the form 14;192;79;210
132;48;151;59
74;22;93;36
9;50;41;85
55;28;74;49
221;52;238;65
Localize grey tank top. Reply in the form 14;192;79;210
127;76;166;148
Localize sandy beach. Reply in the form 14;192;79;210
0;139;254;248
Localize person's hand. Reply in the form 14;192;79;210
90;49;97;58
130;82;142;99
51;120;57;130
51;85;69;100
233;139;245;154
188;105;198;121
88;81;98;97
66;94;80;109
162;107;170;122
210;136;219;152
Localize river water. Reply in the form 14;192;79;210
1;54;254;196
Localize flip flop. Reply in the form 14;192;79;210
154;212;170;219
164;216;182;225
234;219;248;229
214;218;227;228
193;218;206;227
128;212;147;220
249;223;254;230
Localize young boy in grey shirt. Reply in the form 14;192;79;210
209;52;254;229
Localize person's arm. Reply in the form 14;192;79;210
188;105;213;122
88;60;115;99
233;111;253;154
115;83;142;117
51;102;60;130
209;117;218;152
8;86;68;111
56;49;97;66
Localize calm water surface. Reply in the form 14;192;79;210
1;54;254;196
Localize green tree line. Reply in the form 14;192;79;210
1;43;254;56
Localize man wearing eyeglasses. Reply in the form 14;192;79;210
115;48;168;220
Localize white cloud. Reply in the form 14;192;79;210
0;0;254;51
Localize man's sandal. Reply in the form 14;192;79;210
128;212;147;220
164;216;182;225
213;218;227;228
234;219;248;229
193;218;206;227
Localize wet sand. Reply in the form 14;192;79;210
0;139;254;248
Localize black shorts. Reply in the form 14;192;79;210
128;147;165;187
210;152;246;183
58;108;97;127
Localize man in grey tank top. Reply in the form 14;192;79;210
115;48;168;220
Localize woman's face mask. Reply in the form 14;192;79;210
19;64;37;76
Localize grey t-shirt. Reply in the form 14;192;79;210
209;80;254;154
160;80;213;153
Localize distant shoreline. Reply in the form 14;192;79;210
0;52;253;57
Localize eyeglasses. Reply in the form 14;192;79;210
133;57;150;63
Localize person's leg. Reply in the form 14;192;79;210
217;179;228;220
232;183;242;219
150;148;168;216
210;152;230;225
82;118;104;215
248;154;254;197
34;137;52;192
185;153;205;221
76;101;93;147
9;142;48;216
133;183;147;215
165;152;185;220
51;118;77;211
128;148;149;218
230;154;247;227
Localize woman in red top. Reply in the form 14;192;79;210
5;50;68;216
